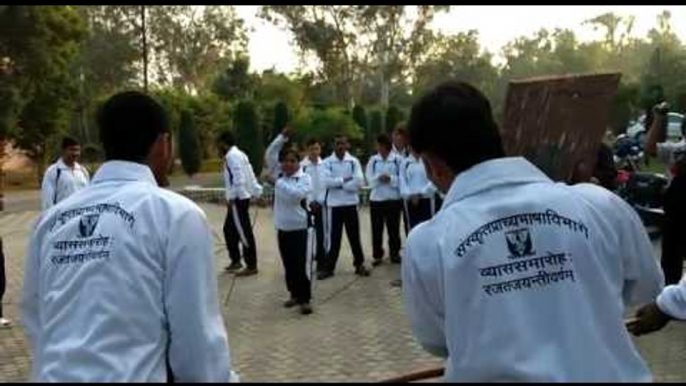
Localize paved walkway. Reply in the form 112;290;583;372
0;204;685;382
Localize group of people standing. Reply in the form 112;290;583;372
217;122;443;315
9;81;686;382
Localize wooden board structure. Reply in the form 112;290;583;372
501;73;621;183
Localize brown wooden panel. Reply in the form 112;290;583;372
501;73;621;182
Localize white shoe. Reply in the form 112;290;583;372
0;317;12;328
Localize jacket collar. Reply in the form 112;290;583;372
442;157;551;208
328;152;355;162
91;161;158;187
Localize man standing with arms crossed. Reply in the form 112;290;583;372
318;134;371;280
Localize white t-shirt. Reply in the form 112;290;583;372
402;157;663;382
22;161;235;382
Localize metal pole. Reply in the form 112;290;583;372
141;5;148;93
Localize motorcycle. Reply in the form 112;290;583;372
613;134;667;235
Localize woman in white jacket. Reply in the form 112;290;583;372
274;147;314;315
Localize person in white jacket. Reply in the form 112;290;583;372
402;81;664;382
274;147;314;315
399;147;439;230
21;91;236;382
41;137;90;211
318;134;370;280
300;137;327;273
366;134;403;266
219;130;262;276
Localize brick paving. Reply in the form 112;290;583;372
0;204;685;382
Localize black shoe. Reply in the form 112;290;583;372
283;298;298;308
372;258;383;267
225;262;243;272
390;255;401;264
235;267;258;277
317;271;334;280
355;265;371;277
390;279;402;287
300;303;313;315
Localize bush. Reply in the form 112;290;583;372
291;107;363;154
178;109;202;177
385;105;405;133
234;100;264;173
273;101;290;140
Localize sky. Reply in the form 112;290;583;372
234;5;686;73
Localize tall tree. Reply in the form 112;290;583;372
178;109;202;176
148;6;248;94
234;100;264;173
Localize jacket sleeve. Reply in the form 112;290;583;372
275;175;312;205
343;159;364;192
657;277;686;320
265;134;288;179
613;194;664;306
389;160;399;189
321;160;344;189
402;223;448;358
41;166;57;210
21;220;44;360
365;158;379;190
164;207;234;382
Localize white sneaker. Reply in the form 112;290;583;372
0;317;12;328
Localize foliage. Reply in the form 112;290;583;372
178;109;202;176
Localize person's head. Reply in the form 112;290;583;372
306;137;321;160
279;147;301;177
392;125;408;151
333;134;349;159
376;134;392;158
61;136;81;166
217;131;235;156
408;81;505;193
97;91;171;187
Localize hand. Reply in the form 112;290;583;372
626;302;672;336
309;201;322;213
411;195;420;206
282;126;293;138
653;102;670;116
379;174;391;184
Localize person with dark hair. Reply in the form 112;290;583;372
366;134;402;266
391;125;410;159
22;91;236;382
301;137;326;273
41;136;90;210
644;102;686;285
402;81;663;382
0;237;10;327
318;134;370;280
218;130;263;276
274;147;314;315
626;103;686;336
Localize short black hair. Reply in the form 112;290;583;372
306;137;321;147
376;133;392;150
97;91;169;162
408;81;505;174
334;134;348;142
62;136;79;150
393;124;407;137
278;146;301;163
218;130;235;148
